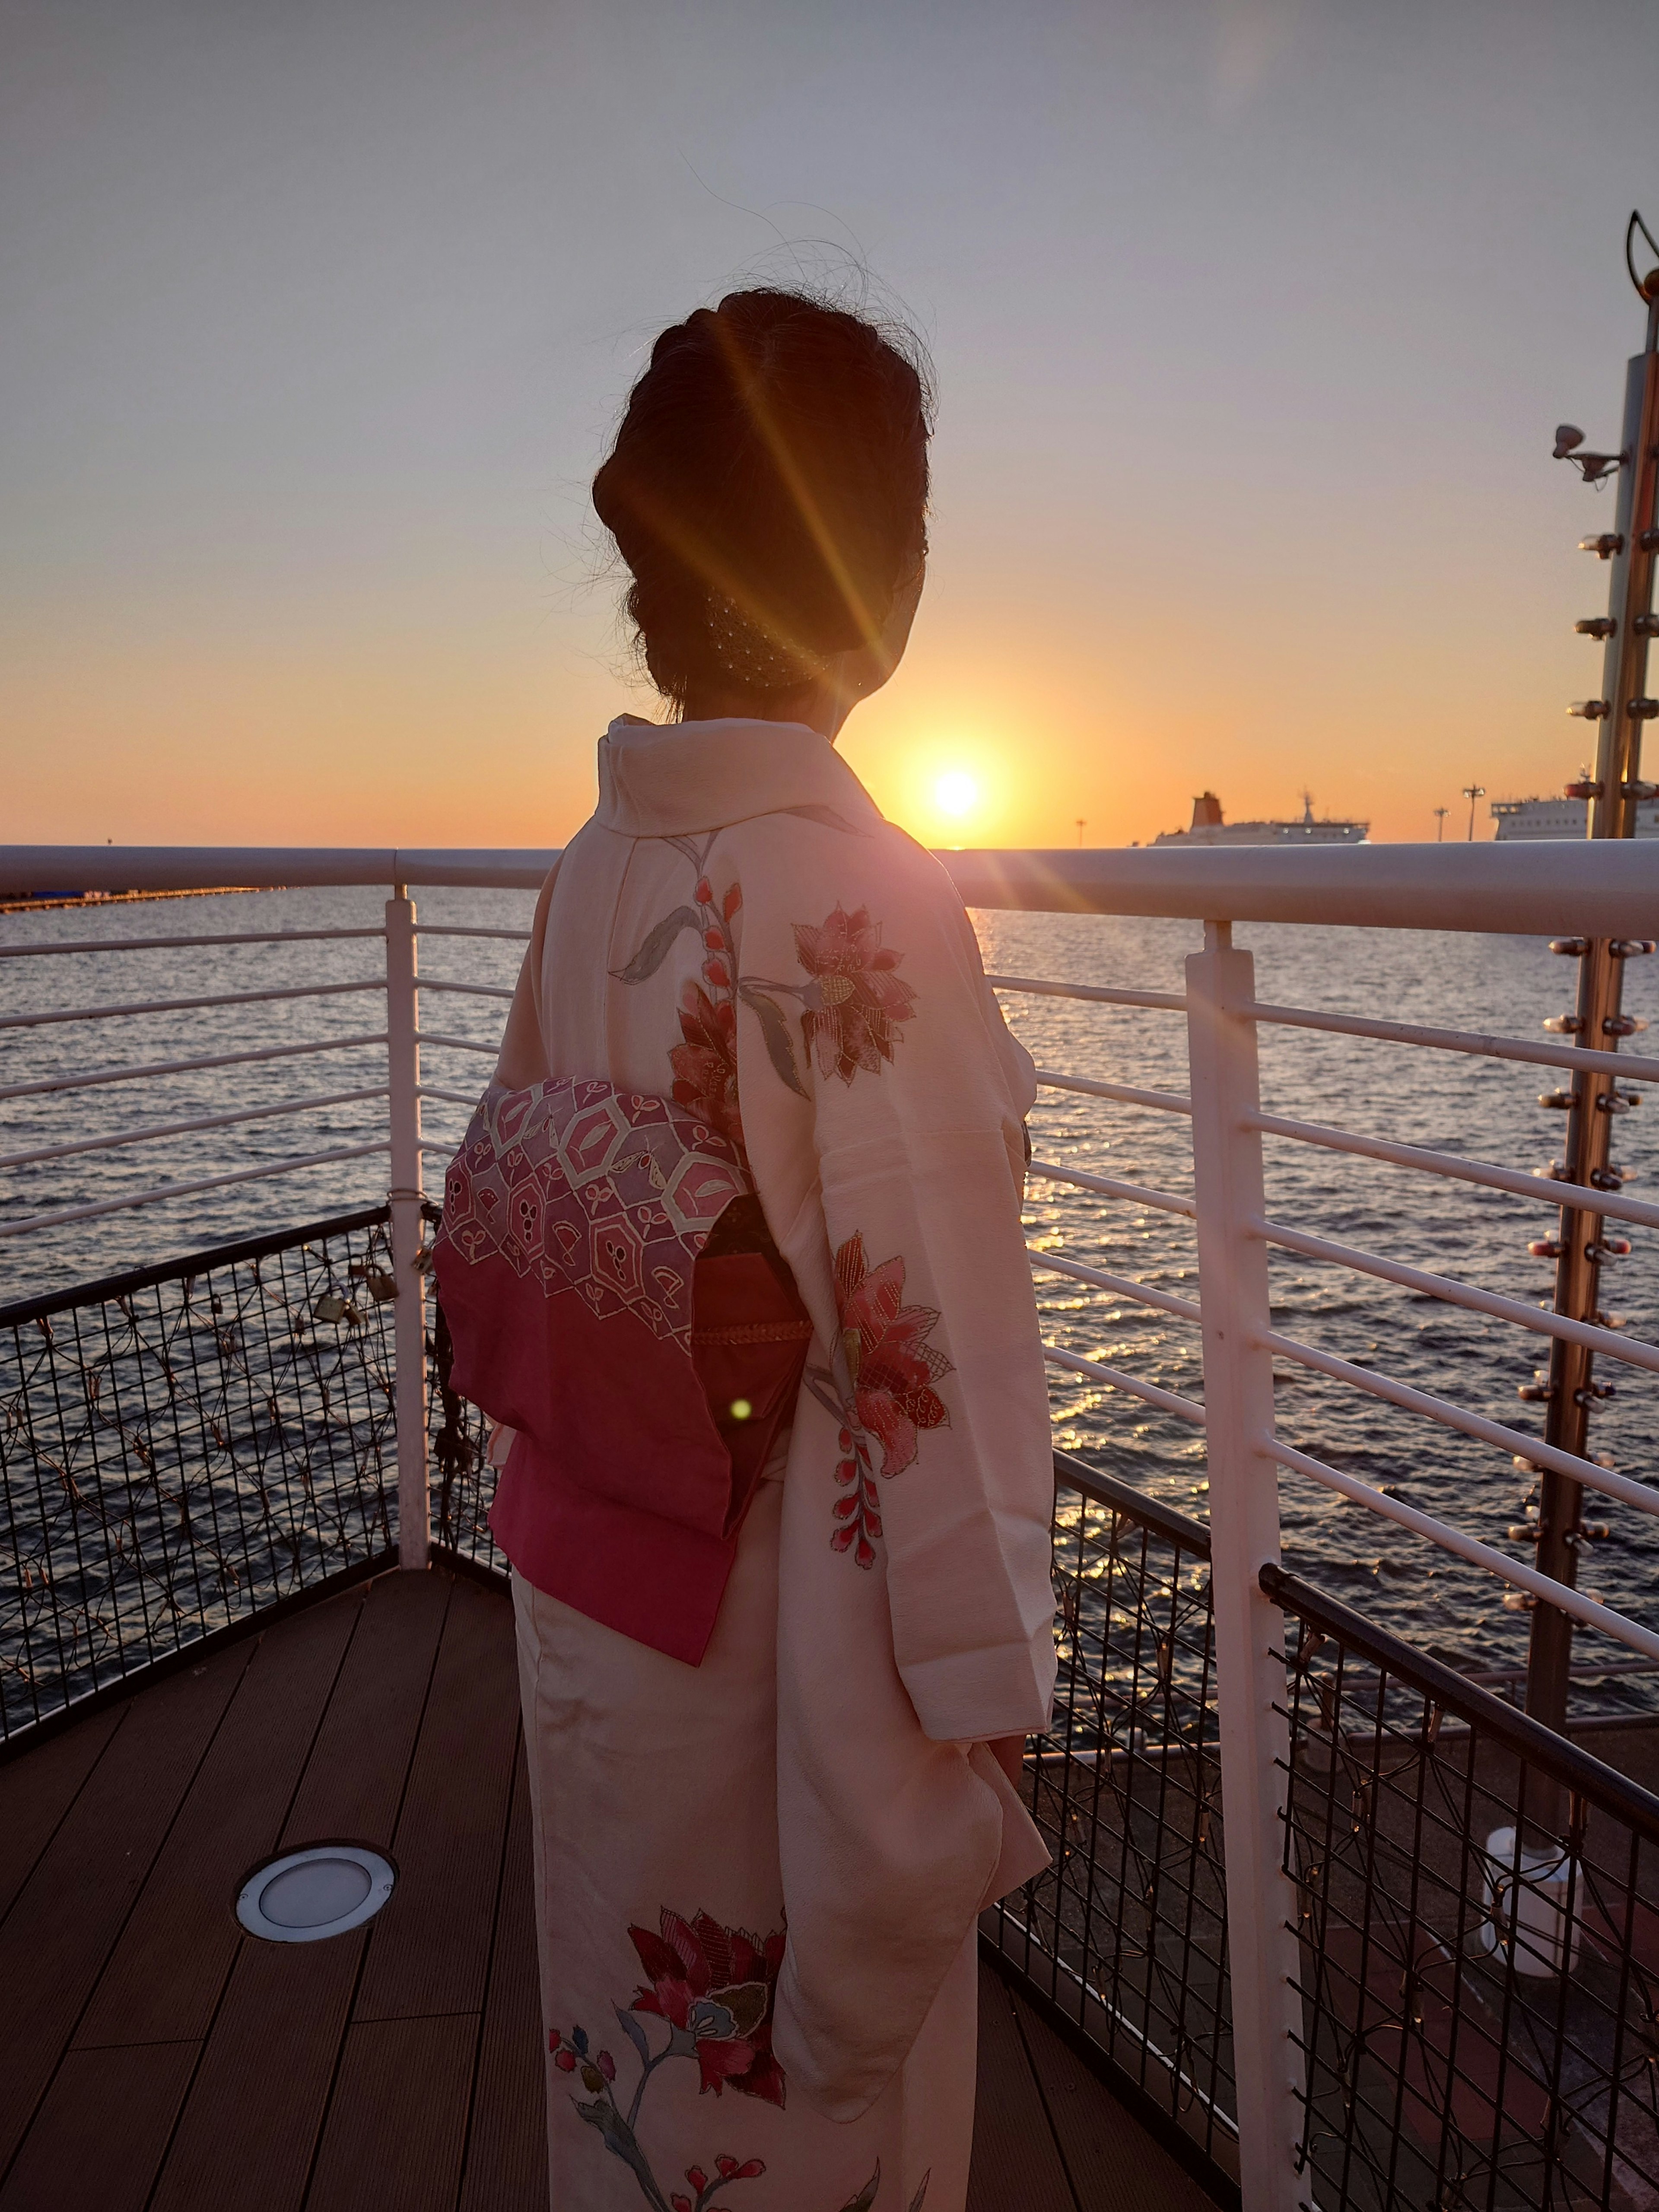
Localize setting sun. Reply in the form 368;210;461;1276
934;769;979;819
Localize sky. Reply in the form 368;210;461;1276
3;0;1657;852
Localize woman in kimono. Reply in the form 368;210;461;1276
436;290;1057;2212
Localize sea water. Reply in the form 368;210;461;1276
3;887;1655;1703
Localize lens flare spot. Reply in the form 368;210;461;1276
728;1398;753;1422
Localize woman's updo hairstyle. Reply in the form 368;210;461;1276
593;289;931;709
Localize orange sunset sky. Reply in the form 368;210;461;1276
4;0;1656;853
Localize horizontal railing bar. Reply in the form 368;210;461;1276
0;1202;391;1327
417;1085;480;1108
8;840;1659;932
1255;1214;1659;1377
415;978;515;1002
0;978;384;1032
418;1139;462;1155
988;971;1187;1013
0;1087;391;1172
0;845;562;896
1266;1435;1659;1664
415;925;532;943
1027;1157;1198;1219
1257;1326;1659;1520
945;839;1659;936
1035;1068;1194;1115
1043;1342;1206;1424
0;1032;389;1103
1261;1561;1659;1838
0;926;387;958
1051;1444;1214;1557
1030;1249;1204;1324
1249;1107;1659;1233
0;1141;390;1240
1245;997;1659;1087
415;1030;498;1057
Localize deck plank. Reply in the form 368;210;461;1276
967;1961;1079;2212
0;2042;199;2212
74;1585;364;2048
1009;1989;1219;2212
0;1643;251;2177
305;2015;478;2212
0;1703;125;1923
459;1736;549;2212
149;1569;452;2212
354;1572;520;2023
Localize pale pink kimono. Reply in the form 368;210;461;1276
491;716;1057;2212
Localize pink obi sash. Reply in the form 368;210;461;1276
430;1079;814;1664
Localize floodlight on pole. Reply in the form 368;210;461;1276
1462;784;1486;840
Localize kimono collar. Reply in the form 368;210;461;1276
595;716;886;838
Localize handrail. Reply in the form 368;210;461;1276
1254;1213;1659;1375
1030;1248;1203;1324
416;978;515;1002
0;978;384;1031
1027;1157;1197;1218
1042;1342;1206;1424
0;1086;392;1173
0;1140;391;1239
1249;1106;1659;1232
1265;1435;1659;1663
414;1030;497;1056
0;846;560;895
0;926;387;958
947;839;1659;934
1245;995;1659;1086
1257;1325;1659;1519
6;837;1659;934
1035;1068;1194;1114
0;1032;389;1103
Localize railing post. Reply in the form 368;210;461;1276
1185;921;1304;2212
385;887;429;1570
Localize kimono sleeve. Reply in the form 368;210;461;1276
790;838;1057;1744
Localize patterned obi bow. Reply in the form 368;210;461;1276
431;1079;813;1664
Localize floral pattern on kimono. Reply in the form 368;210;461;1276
805;1233;953;1568
616;833;918;1142
550;1906;927;2212
793;905;916;1084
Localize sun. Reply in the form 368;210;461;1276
934;769;979;819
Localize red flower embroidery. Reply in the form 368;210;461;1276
629;1908;787;2106
670;982;744;1154
794;905;916;1084
819;1235;953;1567
836;1234;951;1478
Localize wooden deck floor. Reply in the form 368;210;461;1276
0;1566;1216;2212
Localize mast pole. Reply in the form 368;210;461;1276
1524;263;1659;1740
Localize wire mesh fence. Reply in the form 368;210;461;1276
429;1265;505;1577
8;1214;1659;2212
1269;1564;1659;2212
985;1450;1239;2185
0;1208;397;1745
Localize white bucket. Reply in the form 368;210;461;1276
1479;1824;1581;1978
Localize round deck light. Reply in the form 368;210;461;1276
235;1843;396;1943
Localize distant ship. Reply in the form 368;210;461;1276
1151;791;1369;848
1492;792;1659;840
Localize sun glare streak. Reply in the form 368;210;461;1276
934;769;979;818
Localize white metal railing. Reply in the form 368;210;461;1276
5;837;1659;2212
